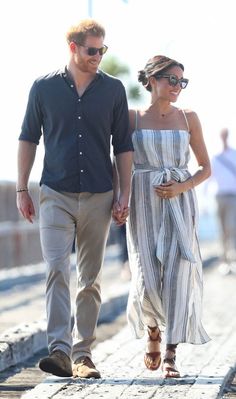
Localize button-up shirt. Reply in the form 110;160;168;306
19;67;133;193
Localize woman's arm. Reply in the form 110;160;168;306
155;110;211;199
112;110;135;224
185;109;211;187
129;109;136;134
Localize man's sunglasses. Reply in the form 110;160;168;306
75;42;108;56
154;74;189;89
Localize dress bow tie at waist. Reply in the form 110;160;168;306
134;166;196;264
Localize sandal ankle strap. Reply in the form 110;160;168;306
163;356;176;363
147;326;162;342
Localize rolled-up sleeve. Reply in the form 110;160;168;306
19;81;43;145
111;82;134;155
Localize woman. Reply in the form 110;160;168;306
126;55;211;378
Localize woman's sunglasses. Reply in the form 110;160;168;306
154;74;189;89
75;42;108;56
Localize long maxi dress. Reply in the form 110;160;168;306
126;113;210;345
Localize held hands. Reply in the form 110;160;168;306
154;180;183;199
16;191;35;223
112;198;130;226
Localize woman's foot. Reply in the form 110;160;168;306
162;345;180;378
144;326;161;370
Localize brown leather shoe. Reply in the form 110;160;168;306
73;356;101;379
39;349;72;377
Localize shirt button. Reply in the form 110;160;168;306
81;169;84;172
79;152;83;155
78;99;81;102
70;84;74;88
78;116;81;119
78;134;82;138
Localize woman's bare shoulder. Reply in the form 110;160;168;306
129;109;138;132
129;109;136;118
182;109;203;137
182;108;199;119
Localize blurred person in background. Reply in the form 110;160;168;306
211;128;236;275
125;55;211;378
16;19;133;379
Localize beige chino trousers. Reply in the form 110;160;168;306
39;184;113;361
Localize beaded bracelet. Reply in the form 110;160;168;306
16;188;29;193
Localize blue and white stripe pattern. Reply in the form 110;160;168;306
127;129;210;345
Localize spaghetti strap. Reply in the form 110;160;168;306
182;109;190;132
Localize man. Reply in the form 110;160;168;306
16;19;133;379
211;128;236;275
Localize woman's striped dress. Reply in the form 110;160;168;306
126;129;210;345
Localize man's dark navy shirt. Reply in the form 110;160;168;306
19;67;133;193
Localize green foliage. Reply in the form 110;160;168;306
101;55;141;103
127;84;140;100
101;55;129;77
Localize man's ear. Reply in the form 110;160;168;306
69;42;77;53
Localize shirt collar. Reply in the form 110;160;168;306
62;66;103;82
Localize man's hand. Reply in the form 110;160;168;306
16;191;35;223
112;200;129;226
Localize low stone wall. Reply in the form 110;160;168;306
0;221;42;269
0;181;42;269
0;181;40;223
0;181;118;269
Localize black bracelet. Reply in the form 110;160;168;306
16;188;29;193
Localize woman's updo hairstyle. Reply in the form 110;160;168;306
138;55;184;92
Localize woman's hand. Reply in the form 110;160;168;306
154;180;183;199
112;201;129;226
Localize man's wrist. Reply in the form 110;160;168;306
16;188;29;193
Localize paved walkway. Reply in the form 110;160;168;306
16;241;236;399
0;245;129;372
0;244;129;333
